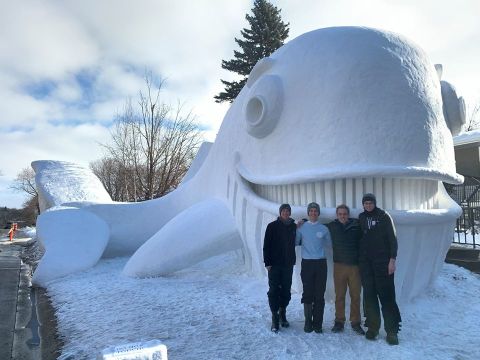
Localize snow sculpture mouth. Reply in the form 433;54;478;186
244;175;440;211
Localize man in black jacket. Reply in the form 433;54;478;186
263;203;297;332
359;193;402;345
328;204;365;335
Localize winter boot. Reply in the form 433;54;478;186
312;303;324;334
271;311;280;333
365;329;378;340
386;332;399;345
303;304;313;333
279;307;289;328
351;323;365;335
331;321;344;333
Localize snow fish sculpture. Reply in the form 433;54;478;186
33;26;465;303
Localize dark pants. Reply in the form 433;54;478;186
267;265;294;312
359;260;401;333
301;259;327;327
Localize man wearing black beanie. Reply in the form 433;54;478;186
263;203;297;333
359;193;402;345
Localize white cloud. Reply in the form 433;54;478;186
0;122;109;175
0;0;99;80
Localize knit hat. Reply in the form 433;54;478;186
307;202;320;214
279;203;291;214
362;193;377;205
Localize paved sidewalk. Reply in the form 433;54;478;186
0;241;22;360
0;235;60;360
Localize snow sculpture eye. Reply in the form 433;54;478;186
441;80;466;136
244;74;284;138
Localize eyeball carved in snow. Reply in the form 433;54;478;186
243;58;284;138
435;64;466;136
441;80;466;136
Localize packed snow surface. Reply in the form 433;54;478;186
48;252;479;360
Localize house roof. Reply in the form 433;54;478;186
454;130;480;147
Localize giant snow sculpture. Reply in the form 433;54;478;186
33;27;465;302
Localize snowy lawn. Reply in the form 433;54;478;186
48;252;480;360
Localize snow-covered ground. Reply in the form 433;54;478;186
45;251;480;360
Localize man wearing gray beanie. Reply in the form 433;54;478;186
263;203;296;332
359;193;402;345
295;202;332;333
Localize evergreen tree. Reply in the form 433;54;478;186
214;0;289;103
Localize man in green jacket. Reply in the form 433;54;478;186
328;204;365;335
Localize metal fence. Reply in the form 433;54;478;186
453;205;480;248
446;176;480;248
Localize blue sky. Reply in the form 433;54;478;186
1;0;479;208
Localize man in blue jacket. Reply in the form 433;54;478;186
296;202;332;333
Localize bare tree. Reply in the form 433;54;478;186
465;100;480;131
98;74;202;201
10;167;40;214
22;195;39;225
90;157;138;202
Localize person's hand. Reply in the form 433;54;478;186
296;219;305;228
266;266;272;272
388;258;396;275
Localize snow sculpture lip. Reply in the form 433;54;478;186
237;162;463;187
236;160;461;223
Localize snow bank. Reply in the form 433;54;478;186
47;253;480;360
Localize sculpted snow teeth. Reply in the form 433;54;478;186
249;177;441;210
32;26;463;304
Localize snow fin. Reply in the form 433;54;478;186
123;198;242;277
32;208;109;287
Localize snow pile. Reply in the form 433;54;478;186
48;253;480;360
21;226;37;238
31;160;112;212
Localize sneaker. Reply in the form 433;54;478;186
386;333;399;345
365;329;378;340
352;323;365;335
331;321;344;333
